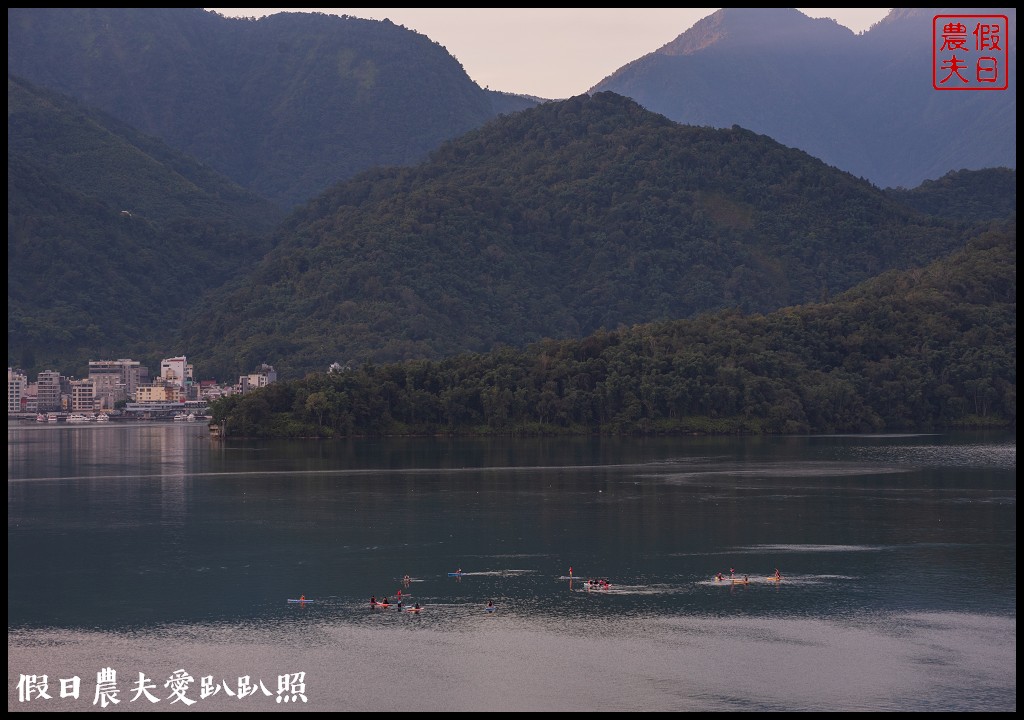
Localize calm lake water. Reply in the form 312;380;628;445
7;423;1016;711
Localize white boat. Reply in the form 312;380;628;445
95;414;110;422
67;413;91;423
46;413;60;423
186;413;197;422
173;413;188;421
35;413;47;423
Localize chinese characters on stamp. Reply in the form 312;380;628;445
934;14;1009;90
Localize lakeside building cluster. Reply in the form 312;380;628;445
7;358;276;418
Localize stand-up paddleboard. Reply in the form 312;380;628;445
407;607;422;613
485;606;496;613
447;572;465;576
287;599;314;603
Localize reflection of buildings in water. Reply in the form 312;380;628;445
7;424;208;520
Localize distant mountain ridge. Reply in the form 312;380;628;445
591;7;1016;189
657;7;855;55
6;8;539;208
8;8;1014;200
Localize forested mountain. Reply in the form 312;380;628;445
7;75;282;375
7;10;1014;397
209;218;1016;437
11;8;1015;208
884;167;1017;222
181;93;985;381
591;8;1017;189
6;7;539;208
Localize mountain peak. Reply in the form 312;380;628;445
656;7;855;56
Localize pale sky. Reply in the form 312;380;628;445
206;8;892;98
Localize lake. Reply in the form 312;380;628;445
7;422;1016;711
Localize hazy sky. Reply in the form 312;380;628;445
206;8;892;98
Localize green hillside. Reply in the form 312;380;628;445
183;93;976;380
210;218;1016;437
7;8;536;208
7;76;282;375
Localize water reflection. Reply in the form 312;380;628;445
7;425;1016;711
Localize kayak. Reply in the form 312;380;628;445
485;606;496;613
372;602;390;607
767;576;783;582
406;608;422;613
732;579;750;585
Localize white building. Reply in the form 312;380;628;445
161;356;191;387
8;368;28;413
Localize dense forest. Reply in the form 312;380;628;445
7;76;281;376
181;93;980;380
210;219;1015;438
7;10;1015;391
7;8;536;208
